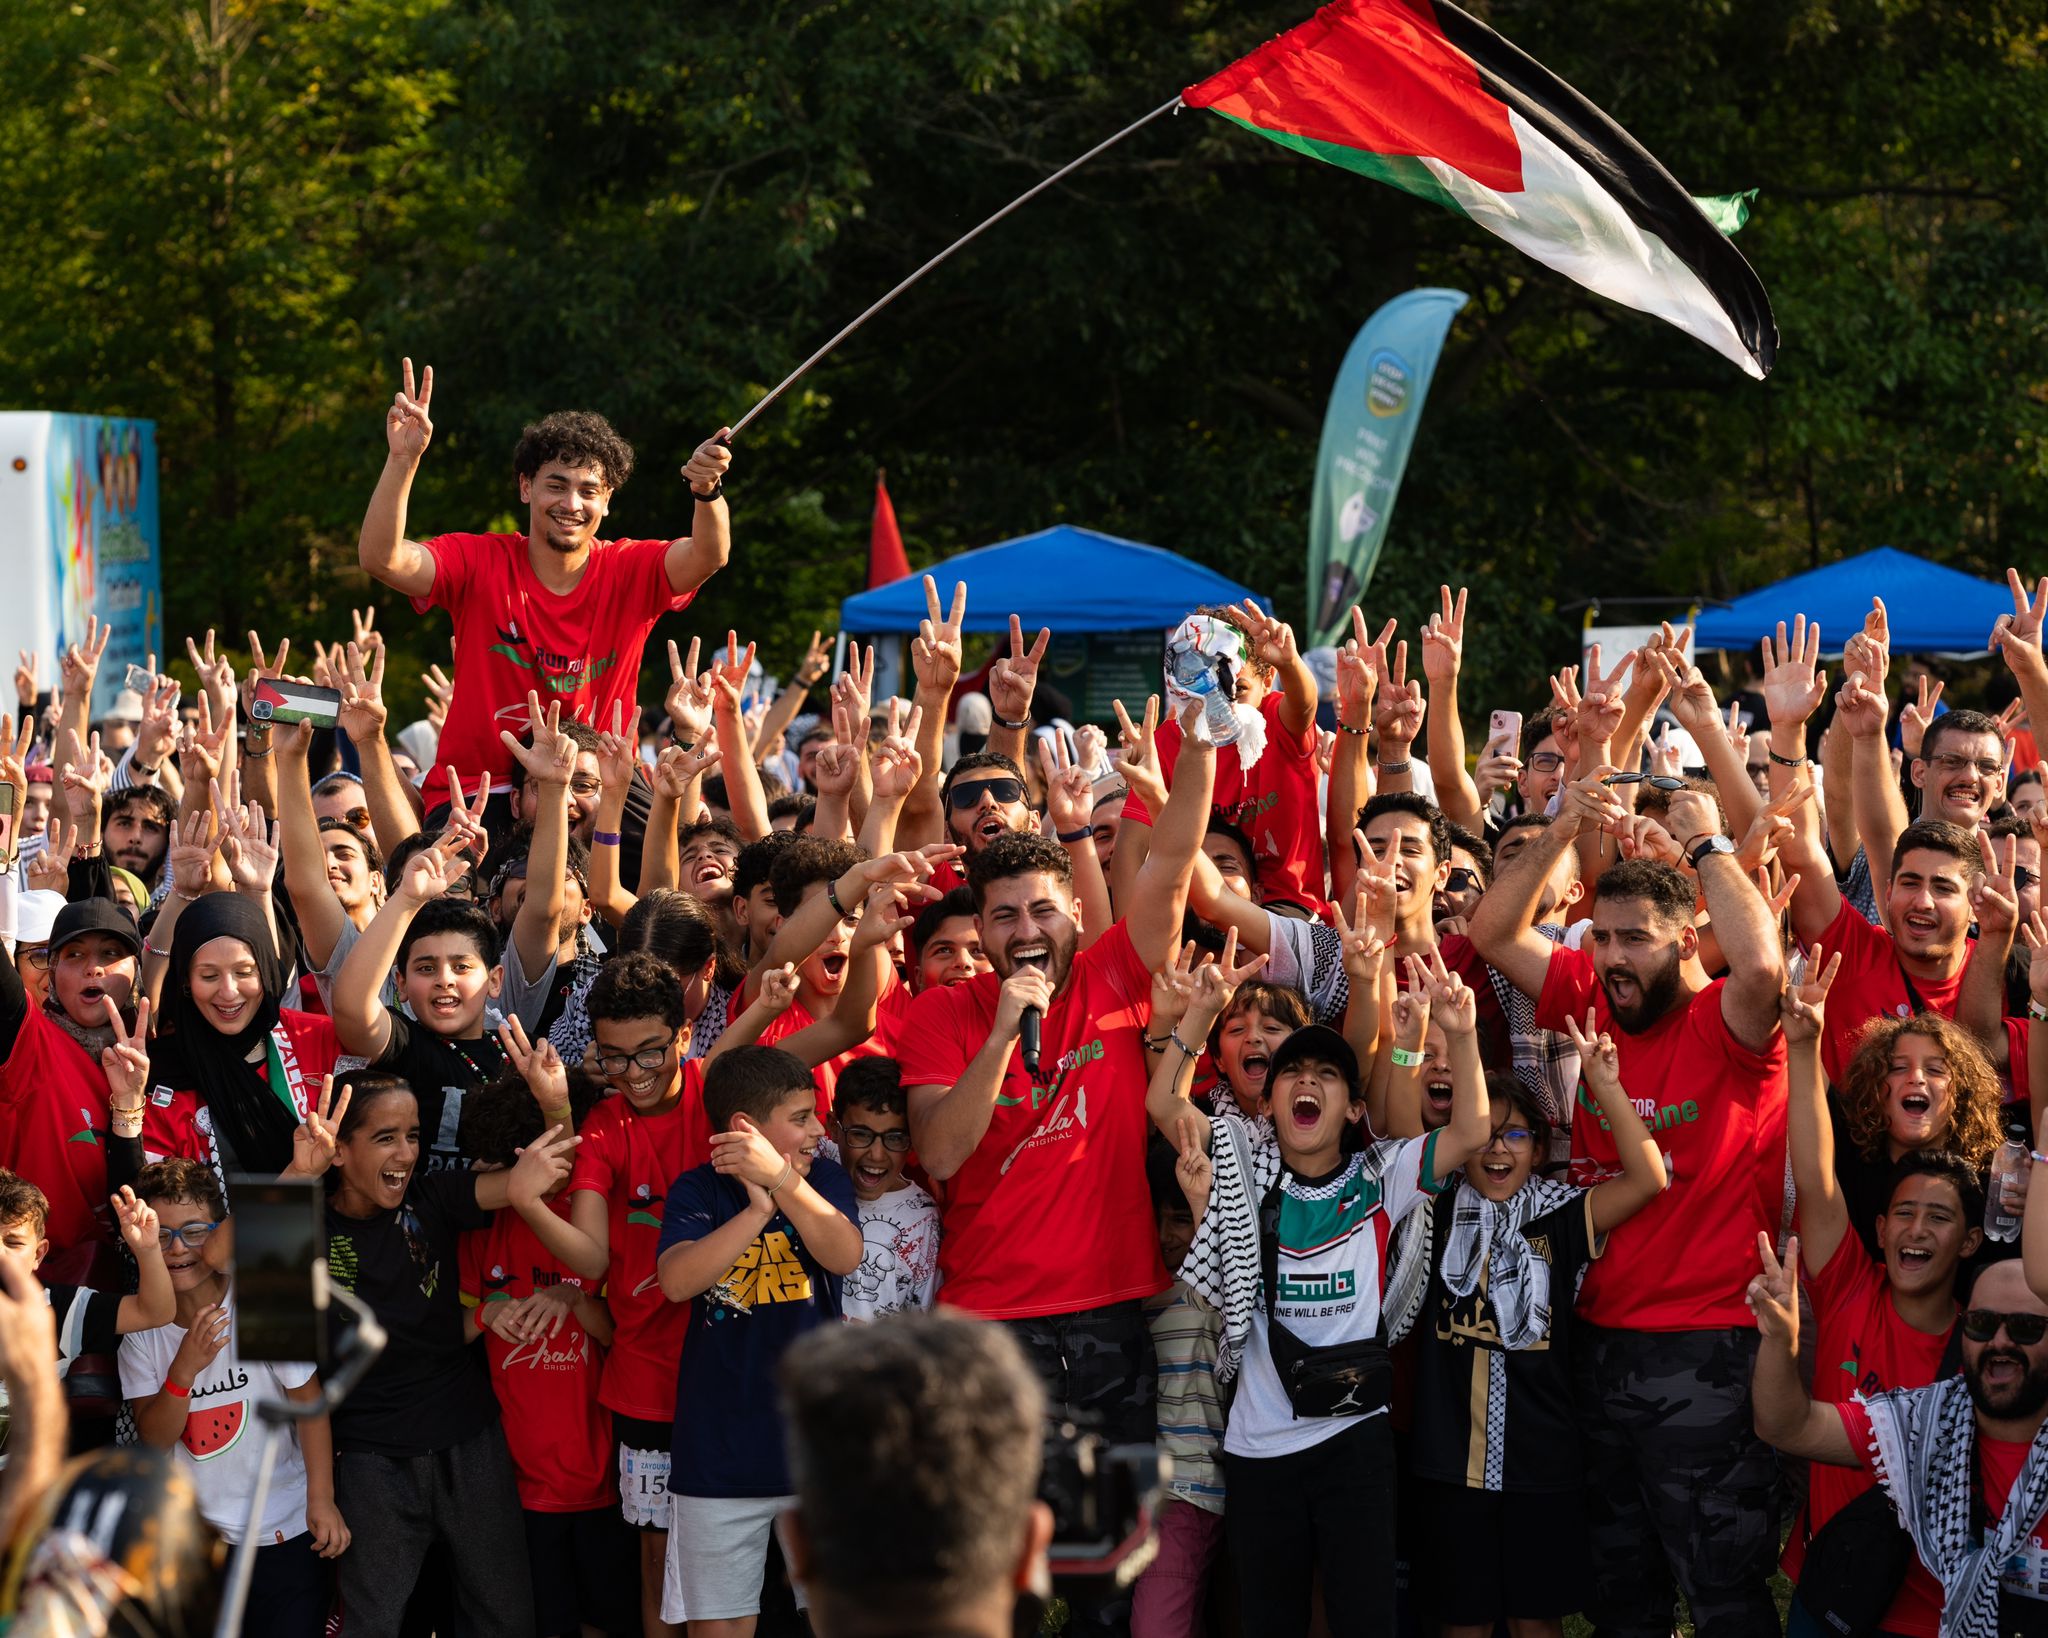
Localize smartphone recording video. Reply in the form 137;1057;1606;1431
226;1177;327;1364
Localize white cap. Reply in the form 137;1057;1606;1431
13;890;66;947
101;689;145;724
955;693;992;733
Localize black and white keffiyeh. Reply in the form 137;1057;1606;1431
1438;1176;1583;1352
1862;1376;2048;1638
1181;1111;1433;1384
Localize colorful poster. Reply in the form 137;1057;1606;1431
1305;288;1467;648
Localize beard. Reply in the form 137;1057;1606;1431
1966;1348;2048;1420
993;924;1078;992
1603;948;1686;1032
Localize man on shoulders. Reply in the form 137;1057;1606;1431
356;359;732;818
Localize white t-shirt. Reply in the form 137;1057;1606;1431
1224;1131;1444;1460
119;1297;316;1545
843;1184;942;1323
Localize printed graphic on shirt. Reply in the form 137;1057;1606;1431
995;1038;1104;1110
487;616;618;699
708;1229;814;1319
1276;1171;1383;1321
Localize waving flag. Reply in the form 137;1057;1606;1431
1184;0;1776;378
867;470;911;589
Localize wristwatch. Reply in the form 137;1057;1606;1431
1686;834;1736;871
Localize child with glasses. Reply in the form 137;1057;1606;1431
119;1159;344;1635
825;1059;939;1321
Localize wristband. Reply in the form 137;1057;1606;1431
161;1379;190;1400
2030;1001;2048;1023
1167;1029;1201;1061
1336;721;1368;737
2033;1152;2048;1168
1143;1033;1171;1053
671;740;696;756
1390;1046;1425;1068
1057;825;1094;843
1376;758;1412;773
765;1157;796;1196
591;830;622;847
992;712;1030;731
1768;749;1809;768
144;941;170;959
132;760;160;778
826;879;848;917
690;476;725;503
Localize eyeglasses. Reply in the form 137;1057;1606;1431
1602;773;1686;792
1444;868;1483;894
1926;753;2005;779
1483;1126;1536;1151
1961;1309;2048;1346
593;1044;674;1076
840;1125;912;1153
568;776;604;797
16;946;50;972
157;1221;218;1250
1527;753;1565;773
948;777;1025;810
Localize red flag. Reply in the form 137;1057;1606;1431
867;470;911;590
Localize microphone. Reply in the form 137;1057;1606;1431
1020;1006;1043;1076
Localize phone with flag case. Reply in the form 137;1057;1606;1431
249;679;341;729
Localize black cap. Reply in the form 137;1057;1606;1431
49;898;144;960
1266;1024;1360;1099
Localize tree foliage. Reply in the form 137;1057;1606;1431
2;0;2043;715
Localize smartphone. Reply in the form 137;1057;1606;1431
123;663;156;695
248;678;341;729
227;1176;327;1364
1487;709;1523;757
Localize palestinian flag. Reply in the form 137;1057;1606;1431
1184;0;1776;378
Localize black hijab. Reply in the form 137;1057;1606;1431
150;894;297;1175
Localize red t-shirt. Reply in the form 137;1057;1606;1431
1784;1234;1954;1636
0;1009;111;1254
1439;934;1512;1072
412;532;693;810
1123;692;1326;915
460;1201;614;1513
756;997;887;1116
896;921;1166;1320
1811;898;1968;1086
565;1066;710;1421
1537;946;1788;1330
1842;1400;2048;1608
142;1011;338;1168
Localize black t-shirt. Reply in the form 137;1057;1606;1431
372;1011;505;1174
324;1171;494;1457
1409;1189;1598;1494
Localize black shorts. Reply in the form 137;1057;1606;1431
1413;1477;1588;1623
612;1413;674;1531
524;1506;640;1637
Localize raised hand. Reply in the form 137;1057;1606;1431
59;729;111;825
989;614;1052;726
440;768;489;859
1175;1114;1214;1220
134;673;182;771
164;810;221;901
1190;927;1266;1022
60;616;110;696
172;1301;234;1380
809;729;864;801
833;643;877;730
869;712;925;804
1352;829;1401;943
708;631;757;712
336;640;388;744
911;577;966;696
1649;723;1684;781
1723;701;1751;768
756;962;800;1017
1993;570;2048;680
1974;830;2022;939
1406;947;1475;1037
652;738;721;799
680;429;733;496
1899;673;1946;759
1573;644;1635;745
1760;616;1828;729
851;880;918;953
395;843;454;907
1150;941;1200;1031
1234;599;1301;678
178;693;234;788
240;629;292;726
1779;948;1841;1042
501;690;574;787
1390;959;1430;1054
2020;913;2048;1007
110;1186;159;1257
215;783;279;893
1842;597;1891;695
507;1124;580;1208
499;1017;571;1112
1336;608;1391;731
1746;1231;1801;1346
1419;585;1467;682
664;637;712;743
1332;886;1388;984
1039;733;1094;837
287;1076;352;1179
183;628;235;718
1560;1007;1622;1092
1554;766;1630;842
99;995;151;1106
1648;648;1720;740
421;662;454;729
1373;642;1426;748
386;358;435;464
1112;695;1167;812
1734;781;1810;875
12;651;37;709
1834;667;1890;742
792;630;831;690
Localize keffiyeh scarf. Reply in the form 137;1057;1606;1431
1438;1176;1582;1351
1181;1111;1431;1384
1862;1377;2048;1638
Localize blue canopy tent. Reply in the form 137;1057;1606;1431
1691;547;2010;653
837;525;1265;633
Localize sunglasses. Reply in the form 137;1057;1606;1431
948;777;1025;810
1444;867;1483;894
2017;866;2040;892
840;1125;912;1153
1961;1309;2048;1346
1602;773;1686;792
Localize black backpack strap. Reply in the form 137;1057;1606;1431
1259;1178;1284;1321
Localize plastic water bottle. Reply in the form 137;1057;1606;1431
1985;1129;2030;1243
1166;644;1242;747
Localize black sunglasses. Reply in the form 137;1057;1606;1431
1444;867;1483;894
1962;1309;2048;1346
948;777;1025;810
1602;772;1686;792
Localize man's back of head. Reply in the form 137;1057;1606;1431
780;1314;1053;1637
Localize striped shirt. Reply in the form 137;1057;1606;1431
1147;1281;1225;1515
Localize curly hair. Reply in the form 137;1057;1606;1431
1841;1013;2003;1170
967;831;1073;909
512;410;635;491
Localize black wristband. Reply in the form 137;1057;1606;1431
1057;825;1093;843
1767;748;1809;768
826;879;848;917
690;476;724;503
992;712;1029;731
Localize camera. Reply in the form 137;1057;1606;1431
1041;1421;1168;1587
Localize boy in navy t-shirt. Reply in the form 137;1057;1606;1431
654;1046;861;1635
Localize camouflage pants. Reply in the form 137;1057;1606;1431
1573;1323;1780;1638
1002;1298;1158;1444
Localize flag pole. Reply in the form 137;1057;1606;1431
728;95;1185;440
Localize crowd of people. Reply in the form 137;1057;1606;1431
3;361;2048;1638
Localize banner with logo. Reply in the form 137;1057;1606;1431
1306;288;1467;648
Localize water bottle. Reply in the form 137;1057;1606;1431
1985;1126;2031;1243
1166;644;1242;747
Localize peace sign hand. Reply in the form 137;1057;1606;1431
1419;585;1467;683
386;358;435;464
1405;948;1474;1038
12;651;37;710
1899;674;1946;759
337;640;388;744
498;1017;571;1112
1973;830;2022;939
1150;941;1200;1030
440;768;490;859
500;690;575;786
1779;948;1841;1043
286;1077;352;1180
1332;886;1388;985
1559;1006;1622;1094
793;630;831;689
1038;733;1094;835
99;994;151;1105
756;962;800;1017
1112;696;1166;812
1189;927;1265;1025
664;637;712;741
60;617;110;695
1994;570;2048;681
708;632;757;711
911;577;967;695
1746;1232;1801;1346
1175;1112;1214;1222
